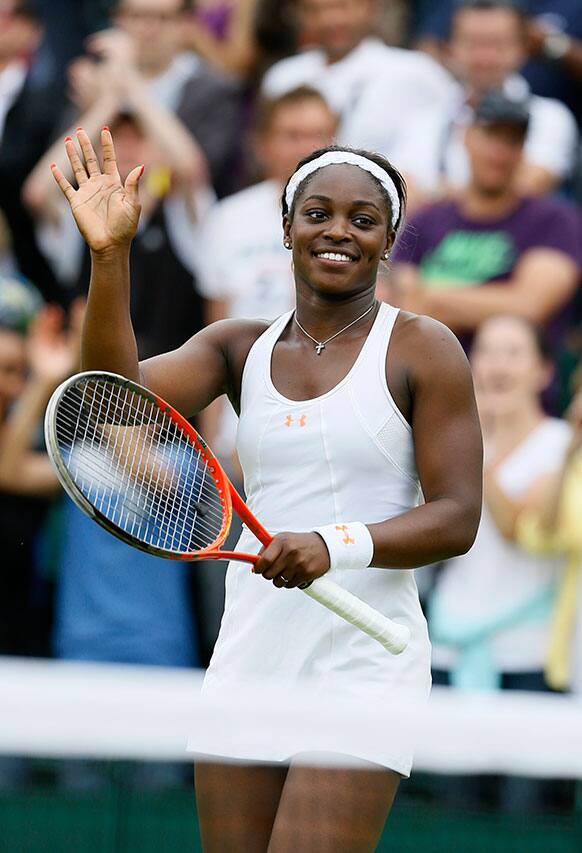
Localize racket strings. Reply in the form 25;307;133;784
54;380;226;554
58;386;225;552
57;385;225;533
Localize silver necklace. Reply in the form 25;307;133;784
293;301;377;355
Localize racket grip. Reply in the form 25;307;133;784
301;576;410;655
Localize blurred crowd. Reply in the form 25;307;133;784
0;0;581;801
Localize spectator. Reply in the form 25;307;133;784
414;0;582;131
25;94;213;356
86;0;243;198
516;380;582;693
0;0;66;302
261;0;455;166
429;313;572;810
392;91;580;353
409;0;578;196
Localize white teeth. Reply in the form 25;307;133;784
316;252;354;262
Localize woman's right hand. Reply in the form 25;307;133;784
51;127;143;254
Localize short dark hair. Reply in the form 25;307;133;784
255;86;335;136
281;145;407;234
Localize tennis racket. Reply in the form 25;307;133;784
45;371;410;655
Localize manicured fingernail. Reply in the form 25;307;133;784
50;163;56;169
64;136;72;142
102;125;109;131
139;164;145;176
76;127;83;131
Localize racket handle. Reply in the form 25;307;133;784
301;576;410;655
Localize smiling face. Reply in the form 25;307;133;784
471;315;551;417
284;164;393;298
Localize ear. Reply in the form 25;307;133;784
283;215;292;245
383;232;396;258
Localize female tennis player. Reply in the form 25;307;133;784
52;128;482;852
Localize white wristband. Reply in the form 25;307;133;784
313;522;374;571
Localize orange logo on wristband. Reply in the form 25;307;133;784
335;524;355;545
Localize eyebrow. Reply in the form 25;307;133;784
302;194;383;213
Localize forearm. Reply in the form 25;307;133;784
82;248;140;380
124;78;208;185
367;497;478;569
423;282;544;331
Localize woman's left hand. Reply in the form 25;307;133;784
253;532;330;589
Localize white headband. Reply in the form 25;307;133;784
285;151;401;229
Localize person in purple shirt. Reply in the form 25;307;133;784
392;90;580;352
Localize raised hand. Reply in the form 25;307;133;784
51;127;143;254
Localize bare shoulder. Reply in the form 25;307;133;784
391;311;472;389
202;317;272;409
211;317;270;356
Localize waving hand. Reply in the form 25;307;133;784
51;127;143;253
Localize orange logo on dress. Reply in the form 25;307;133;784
284;414;307;427
335;524;355;545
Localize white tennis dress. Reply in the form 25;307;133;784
200;303;431;775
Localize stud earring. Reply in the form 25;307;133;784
284;240;292;250
382;250;390;260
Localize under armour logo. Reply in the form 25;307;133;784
284;414;307;427
335;524;355;545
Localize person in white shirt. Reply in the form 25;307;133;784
261;0;455;175
430;314;572;691
198;86;337;459
400;0;578;197
429;314;572;811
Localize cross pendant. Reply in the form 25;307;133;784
315;342;325;355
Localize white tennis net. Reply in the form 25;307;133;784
1;658;581;775
1;658;581;853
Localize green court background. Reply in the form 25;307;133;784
1;778;581;853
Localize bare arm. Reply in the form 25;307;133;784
397;249;579;332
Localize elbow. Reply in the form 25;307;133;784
446;502;481;558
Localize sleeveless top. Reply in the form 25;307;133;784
201;302;432;774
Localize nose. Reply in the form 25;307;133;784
323;215;350;243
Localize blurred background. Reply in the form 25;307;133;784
0;0;581;850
